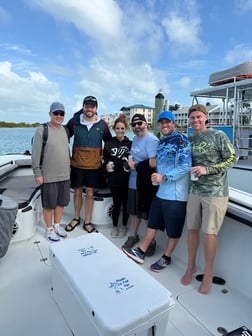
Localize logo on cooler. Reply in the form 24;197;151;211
109;277;134;294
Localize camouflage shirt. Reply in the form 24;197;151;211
189;128;237;197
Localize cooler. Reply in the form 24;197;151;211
49;233;174;336
87;188;113;226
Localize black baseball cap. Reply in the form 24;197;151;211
83;96;98;107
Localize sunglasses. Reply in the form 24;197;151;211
52;111;65;116
131;121;144;127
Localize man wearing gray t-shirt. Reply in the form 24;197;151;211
32;102;70;242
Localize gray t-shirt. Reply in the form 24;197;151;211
32;124;70;183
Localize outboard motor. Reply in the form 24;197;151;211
0;195;18;258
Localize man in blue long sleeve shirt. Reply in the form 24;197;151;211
122;111;192;271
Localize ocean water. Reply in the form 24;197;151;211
0;128;134;155
0;128;35;154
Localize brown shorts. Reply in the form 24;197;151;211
185;193;228;234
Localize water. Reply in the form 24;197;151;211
0;128;134;155
0;128;35;154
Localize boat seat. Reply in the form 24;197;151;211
0;176;39;209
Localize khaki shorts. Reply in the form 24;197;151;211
185;194;228;234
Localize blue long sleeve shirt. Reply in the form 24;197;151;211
156;131;192;201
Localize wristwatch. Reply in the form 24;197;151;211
162;174;169;182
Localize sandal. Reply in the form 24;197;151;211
83;222;98;233
65;218;81;232
196;274;226;285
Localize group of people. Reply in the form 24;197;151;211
32;98;237;294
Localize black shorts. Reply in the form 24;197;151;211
148;196;186;238
127;188;149;220
41;180;70;210
70;166;104;189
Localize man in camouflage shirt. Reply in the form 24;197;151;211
181;104;237;294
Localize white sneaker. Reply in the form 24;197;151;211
47;228;60;242
54;224;67;239
111;226;118;238
118;226;127;238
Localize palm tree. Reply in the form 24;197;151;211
169;104;180;111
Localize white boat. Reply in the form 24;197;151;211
0;152;251;336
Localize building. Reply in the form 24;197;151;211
101;113;120;128
120;104;155;126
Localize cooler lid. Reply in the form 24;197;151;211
50;233;172;335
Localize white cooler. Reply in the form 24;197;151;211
50;233;174;336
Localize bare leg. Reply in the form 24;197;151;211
84;187;94;224
53;206;64;224
181;229;199;286
129;215;141;237
73;187;83;219
138;227;157;252
43;208;53;229
198;233;216;294
164;238;180;257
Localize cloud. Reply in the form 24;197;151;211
177;76;191;89
0;61;62;122
159;0;208;57
0;43;33;56
0;6;11;24
224;43;252;64
162;12;207;56
76;57;170;111
234;0;252;13
26;0;172;111
29;0;123;41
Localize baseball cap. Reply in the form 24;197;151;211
188;104;207;116
131;113;147;124
158;111;175;122
83;96;98;106
50;102;65;113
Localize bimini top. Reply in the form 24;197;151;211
209;62;252;87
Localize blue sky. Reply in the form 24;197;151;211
1;0;252;123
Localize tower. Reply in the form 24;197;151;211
153;90;165;136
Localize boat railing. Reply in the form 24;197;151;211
190;76;252;160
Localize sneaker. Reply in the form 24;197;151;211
145;240;156;257
122;246;145;264
111;226;118;238
118;226;127;238
150;255;171;273
54;224;67;239
123;235;140;248
47;228;60;242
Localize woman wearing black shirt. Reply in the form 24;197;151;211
103;115;132;238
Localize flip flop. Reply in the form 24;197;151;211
65;218;81;232
83;222;98;233
196;274;226;285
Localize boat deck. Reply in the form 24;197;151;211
1;215;251;336
0;154;251;335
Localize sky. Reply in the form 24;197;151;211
1;0;252;123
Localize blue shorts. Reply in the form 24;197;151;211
41;180;70;209
148;196;186;238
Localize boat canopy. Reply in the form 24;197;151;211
190;75;252;159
